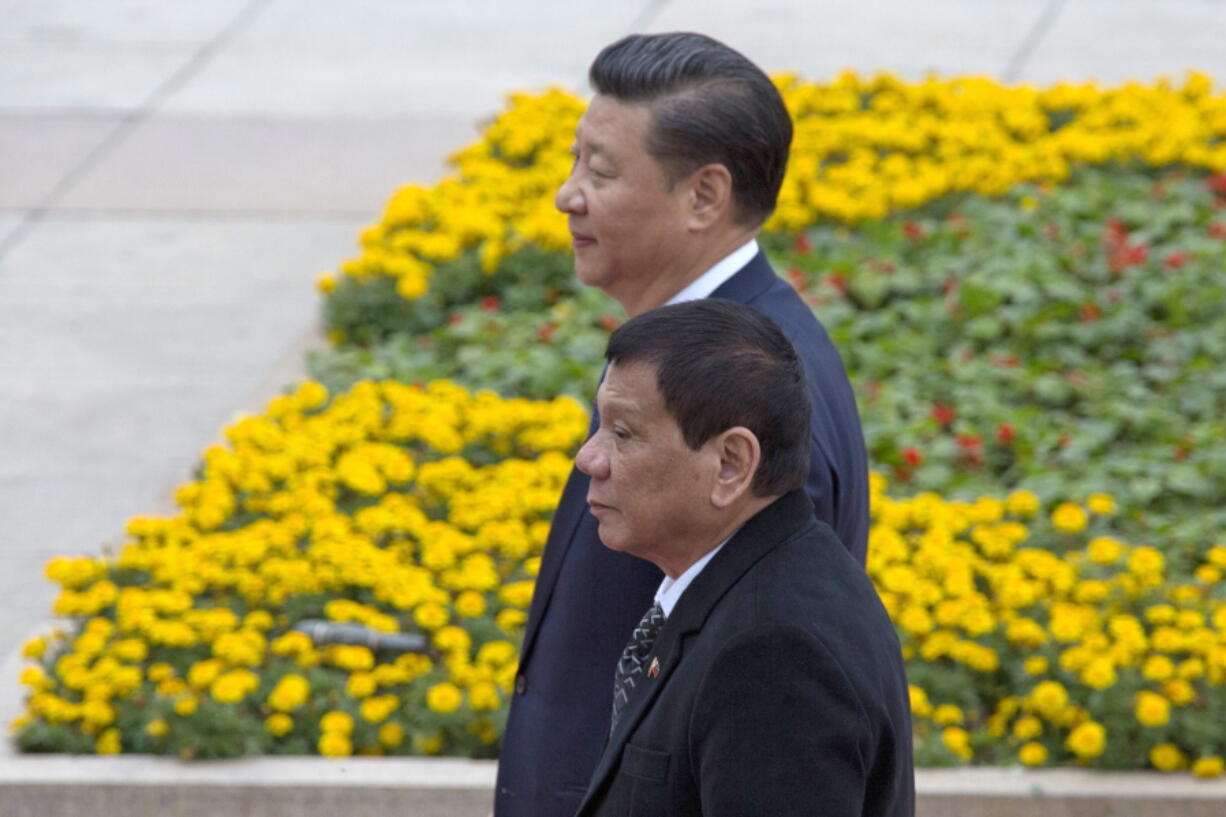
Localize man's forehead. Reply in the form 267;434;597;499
597;360;660;411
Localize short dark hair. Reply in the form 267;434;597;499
588;32;792;227
606;299;810;497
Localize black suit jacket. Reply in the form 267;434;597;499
494;252;870;817
576;491;913;817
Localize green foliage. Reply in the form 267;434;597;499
323;245;581;344
784;167;1226;562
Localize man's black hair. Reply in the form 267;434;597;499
589;32;792;227
606;299;810;497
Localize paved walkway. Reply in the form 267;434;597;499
1;0;1224;711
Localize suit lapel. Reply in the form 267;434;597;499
578;491;816;814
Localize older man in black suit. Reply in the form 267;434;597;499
494;33;871;817
573;299;912;817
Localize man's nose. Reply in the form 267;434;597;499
575;432;607;479
555;172;584;215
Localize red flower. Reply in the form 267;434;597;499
942;277;958;295
902;447;923;467
1079;302;1102;323
1044;223;1061;240
788;266;807;290
931;403;956;427
956;434;982;452
1058;434;1071;448
600;313;620;332
1164;250;1192;269
447;312;464;326
480;295;500;311
996;423;1015;444
826;273;848;294
1210;221;1226;239
536;323;556;343
947;213;969;235
902;220;925;241
794;233;812;254
1206;173;1226;196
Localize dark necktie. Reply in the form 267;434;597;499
610;602;665;734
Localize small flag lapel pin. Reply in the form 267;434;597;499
647;657;661;678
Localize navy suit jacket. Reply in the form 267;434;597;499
575;490;913;817
494;252;870;817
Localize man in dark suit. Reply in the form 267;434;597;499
494;32;871;817
573;299;912;816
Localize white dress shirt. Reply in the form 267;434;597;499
654;535;735;618
665;238;759;305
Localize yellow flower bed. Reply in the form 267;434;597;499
324;73;1226;298
16;380;588;758
15;391;1226;771
870;474;1226;773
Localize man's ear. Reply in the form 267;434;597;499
709;426;761;509
686;163;734;231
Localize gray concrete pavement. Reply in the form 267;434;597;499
1;0;1225;740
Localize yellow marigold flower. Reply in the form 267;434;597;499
145;718;169;738
210;669;259;704
187;659;224;690
268;674;310;713
426;682;464;714
265;713;294;737
318;732;353;757
1006;490;1039;517
81;700;116;727
1128;547;1165;576
414;602;449;631
316;274;337;294
1050;502;1089;534
19;666;49;690
1142;655;1174;682
147;663;176;683
1194;564;1222;585
468;682;501;713
360;695;399;724
1149;743;1186;771
1023;656;1049;676
379;721;405;748
1163;679;1195;706
346;672;378;699
21;636;47;659
1019;742;1047;766
454;590;487;618
1028;681;1069;719
320;711;354;736
95;727;122;755
1013;715;1043;740
1080;657;1117;690
1065;721;1106;760
1134;690;1171;727
908;685;932;718
1086;537;1124;565
496;608;527;633
173;695;198;716
932;704;964;726
1192;756;1225;779
941;727;972;760
1085;493;1116;515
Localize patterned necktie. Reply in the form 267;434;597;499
610;602;666;734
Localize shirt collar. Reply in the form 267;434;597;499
665;238;759;306
653;534;734;618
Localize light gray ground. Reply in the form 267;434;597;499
1;0;1224;741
